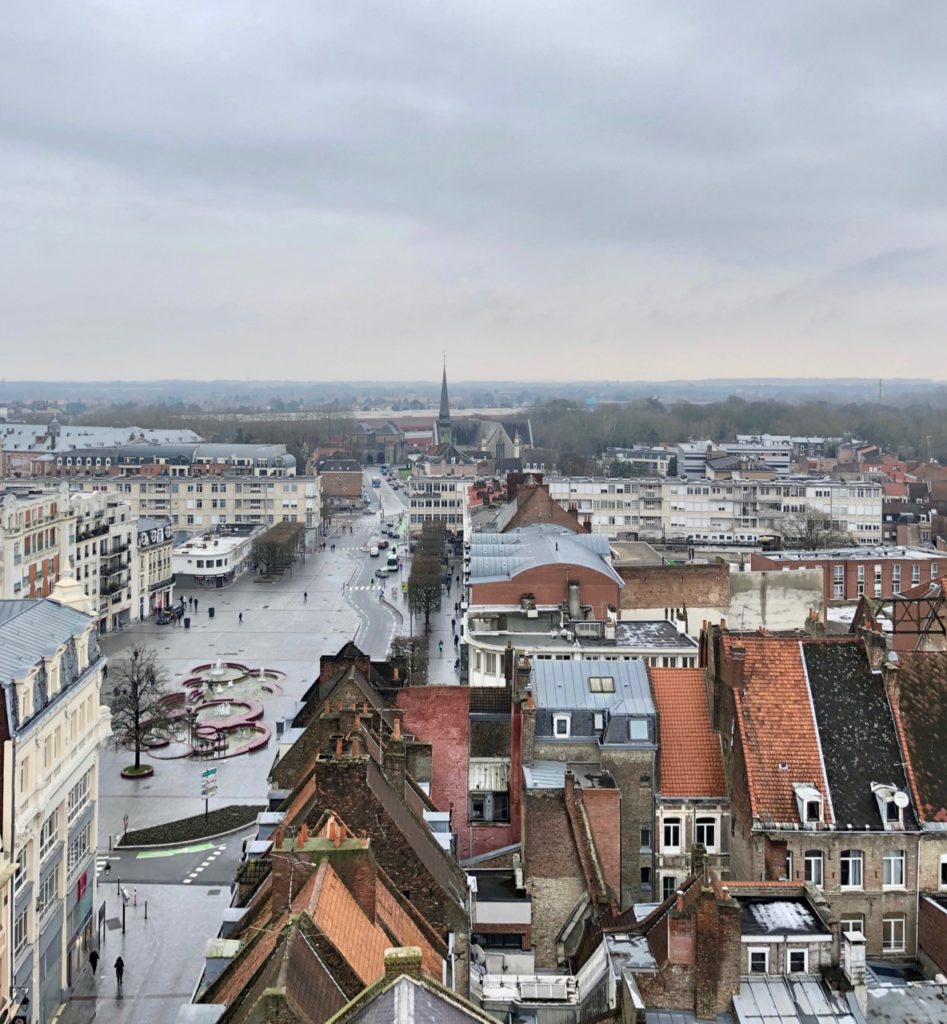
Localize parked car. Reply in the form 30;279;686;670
377;538;389;549
375;567;390;579
363;507;374;515
370;546;379;557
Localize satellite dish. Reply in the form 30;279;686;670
894;791;910;808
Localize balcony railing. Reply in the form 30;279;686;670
76;524;109;542
148;576;175;593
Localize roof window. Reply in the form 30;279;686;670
793;784;823;825
588;675;614;693
871;781;909;829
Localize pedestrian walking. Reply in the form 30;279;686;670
456;574;460;585
102;663;108;680
194;598;199;612
438;640;444;654
238;612;243;624
454;634;459;647
454;602;459;614
451;618;456;630
303;591;308;602
115;956;125;990
454;658;460;670
89;949;99;975
189;596;193;608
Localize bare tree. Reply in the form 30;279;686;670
778;510;857;551
109;647;172;773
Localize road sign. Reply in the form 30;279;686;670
201;768;217;779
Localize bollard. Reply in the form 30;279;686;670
133;888;137;908
117;876;121;896
144;900;148;920
122;903;126;934
109;834;112;852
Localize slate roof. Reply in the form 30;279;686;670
0;599;93;682
887;651;947;823
327;974;495;1023
650;668;726;798
802;640;918;830
532;658;654;713
726;636;829;825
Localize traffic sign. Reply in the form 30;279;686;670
201;768;217;779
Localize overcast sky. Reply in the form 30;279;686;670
2;1;946;382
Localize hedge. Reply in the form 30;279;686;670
118;804;265;847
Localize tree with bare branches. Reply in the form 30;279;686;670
109;647;172;776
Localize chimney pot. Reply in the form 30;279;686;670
392;716;402;741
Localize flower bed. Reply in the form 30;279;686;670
118;804;264;847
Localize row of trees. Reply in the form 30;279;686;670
530;396;947;468
407;523;447;633
251;523;305;575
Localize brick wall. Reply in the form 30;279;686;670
600;749;655;910
919;896;947;976
619;562;729;611
396;686;472;856
471;564;619;619
523;789;585;967
580;786;621;900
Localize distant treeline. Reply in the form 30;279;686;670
529;396;947;465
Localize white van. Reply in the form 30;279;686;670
387;553;398;570
369;546;379;558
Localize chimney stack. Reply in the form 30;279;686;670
384;946;423;981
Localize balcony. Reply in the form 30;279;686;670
76;523;109;542
149;576;175;593
99;581;124;596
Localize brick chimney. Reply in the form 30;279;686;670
725;642;745;691
694;883;741;1020
515;653;531;701
271;852;314;914
384;946;423;981
328;838;378;923
382;721;406;795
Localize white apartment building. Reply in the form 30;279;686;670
70;492;138;633
547;477;883;546
2;590;111;1024
81;476;321;537
407;475;471;535
172;527;260;588
0;485;73;600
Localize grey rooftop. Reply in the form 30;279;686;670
0;599;93;682
531;658;655;713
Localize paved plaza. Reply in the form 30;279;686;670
65;471;462;1021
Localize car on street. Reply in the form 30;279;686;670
369;546;379;557
377;538;389;549
375;567;390;578
363;507;374;515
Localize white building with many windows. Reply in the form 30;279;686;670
1;591;110;1024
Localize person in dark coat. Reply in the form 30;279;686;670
115;956;125;989
89;949;99;975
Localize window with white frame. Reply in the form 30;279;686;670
748;948;769;974
883;849;906;888
840;914;864;937
14;907;28;957
553;714;571;738
39;810;59;860
912;564;921;585
663;818;682;852
37;871;58;917
882;914;905;952
483;652;497;675
833;564;844;599
68;768;92;824
804;850;824;887
785;849;794;880
67;824;91;875
13;847;27;892
695;817;716;851
933;563;940;579
787;949;808;974
661;875;678;901
891;564;901;593
840;849;864;888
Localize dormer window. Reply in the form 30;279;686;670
871;782;908;829
794;784;822;825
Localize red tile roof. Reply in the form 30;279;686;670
649;669;726;798
723;635;830;825
375;881;444;979
309;861;392;987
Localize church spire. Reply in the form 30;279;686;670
437;359;452;444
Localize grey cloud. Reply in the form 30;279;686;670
1;0;946;378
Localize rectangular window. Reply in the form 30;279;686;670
840;914;864;937
14;907;28;957
39;810;59;860
68;769;92;824
640;866;652;889
840;850;864;889
912;564;921;585
483;652;497;675
13;847;27;892
804;851;824;888
663;818;681;852
883;849;905;888
628;718;649;741
883;915;905;953
68;824;90;875
640;827;652;850
662;876;678;901
788;949;808;974
695;817;716;851
37;871;58;917
553;714;571;738
748;948;769;974
587;675;614;693
940;857;947;889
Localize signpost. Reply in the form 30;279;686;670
201;767;218;821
